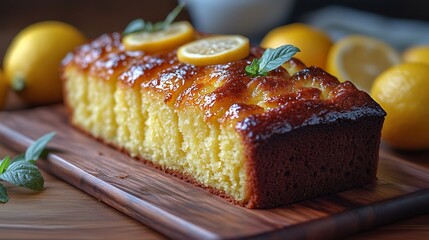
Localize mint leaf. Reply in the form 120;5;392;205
123;19;146;36
153;21;166;31
123;3;185;36
0;131;55;203
245;59;261;77
0;183;8;203
0;161;44;191
0;156;11;174
246;45;300;77
258;45;301;73
25;132;55;162
163;3;185;28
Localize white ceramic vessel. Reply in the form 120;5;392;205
180;0;295;38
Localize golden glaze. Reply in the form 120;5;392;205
64;33;384;129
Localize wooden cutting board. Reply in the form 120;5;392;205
1;105;428;239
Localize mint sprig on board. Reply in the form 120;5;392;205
0;132;55;203
123;3;185;36
245;45;300;77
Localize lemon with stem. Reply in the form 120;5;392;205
3;21;86;106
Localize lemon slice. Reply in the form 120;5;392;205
177;35;250;66
122;21;195;53
327;35;400;92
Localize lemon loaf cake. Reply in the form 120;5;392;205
62;33;385;208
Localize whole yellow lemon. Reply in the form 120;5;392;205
3;21;86;106
402;45;429;66
371;63;429;150
261;23;332;69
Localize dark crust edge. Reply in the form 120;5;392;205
241;114;385;209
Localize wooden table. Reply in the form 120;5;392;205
1;95;428;239
1;137;429;239
1;134;429;240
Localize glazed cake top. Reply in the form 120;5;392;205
63;33;385;141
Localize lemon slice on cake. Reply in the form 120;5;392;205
122;21;195;53
327;35;400;92
177;35;250;66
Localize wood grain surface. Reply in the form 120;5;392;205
349;214;429;240
0;143;164;240
0;105;429;239
1;144;428;240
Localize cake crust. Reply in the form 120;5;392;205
63;33;383;126
62;33;386;208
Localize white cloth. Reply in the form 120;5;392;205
303;6;429;50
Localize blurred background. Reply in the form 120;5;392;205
1;0;429;61
0;0;429;58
